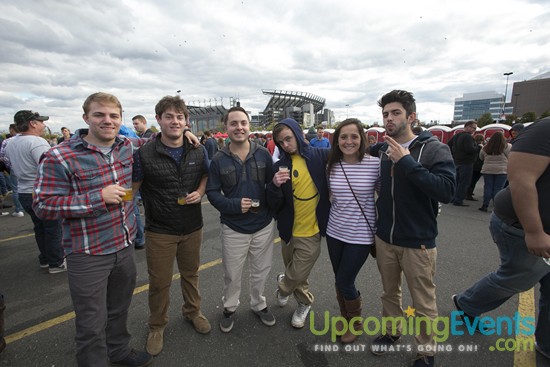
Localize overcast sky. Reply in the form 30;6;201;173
1;0;549;134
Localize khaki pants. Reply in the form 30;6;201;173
146;229;203;330
221;220;275;312
375;236;438;356
279;233;321;305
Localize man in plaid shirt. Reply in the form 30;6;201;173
32;92;152;367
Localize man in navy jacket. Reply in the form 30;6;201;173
369;90;455;367
206;106;277;333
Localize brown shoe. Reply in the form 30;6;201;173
190;314;211;334
335;287;346;333
146;329;164;356
341;296;362;344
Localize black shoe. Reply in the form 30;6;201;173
412;354;435;367
478;206;488;212
134;242;145;250
370;334;401;355
452;294;483;333
452;202;469;207
111;349;153;367
465;196;478;201
220;309;235;333
253;307;276;326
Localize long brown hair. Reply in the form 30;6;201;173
483;131;506;155
327;118;367;174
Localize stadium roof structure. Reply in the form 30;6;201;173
262;89;326;114
188;105;228;116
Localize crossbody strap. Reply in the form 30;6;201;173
338;160;375;237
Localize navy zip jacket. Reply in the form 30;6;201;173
206;142;274;234
267;118;330;243
370;131;456;249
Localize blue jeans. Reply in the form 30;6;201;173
482;174;507;208
6;174;23;213
19;193;65;267
326;235;370;300
456;214;550;354
0;172;8;195
133;194;144;245
452;163;474;204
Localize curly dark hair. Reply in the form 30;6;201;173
377;90;416;117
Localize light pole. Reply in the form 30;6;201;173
345;104;349;118
501;72;513;118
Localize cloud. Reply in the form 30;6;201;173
1;0;549;133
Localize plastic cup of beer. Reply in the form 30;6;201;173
250;199;260;213
122;188;133;202
279;166;289;174
177;191;189;205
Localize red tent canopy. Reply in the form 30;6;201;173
213;132;228;138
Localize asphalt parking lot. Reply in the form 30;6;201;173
0;191;549;367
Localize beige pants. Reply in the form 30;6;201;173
375;236;438;356
279;233;321;305
221;219;275;312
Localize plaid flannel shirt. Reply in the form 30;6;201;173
33;129;145;255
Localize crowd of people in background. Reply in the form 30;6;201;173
0;90;549;367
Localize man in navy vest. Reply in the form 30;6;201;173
133;95;210;357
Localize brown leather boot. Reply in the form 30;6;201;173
341;296;362;344
335;287;346;333
0;294;5;354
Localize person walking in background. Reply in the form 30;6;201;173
57;127;73;144
367;135;377;147
32;93;152;367
132;115;154;138
206;106;276;333
465;134;485;201
478;132;511;212
130;114;154;249
448;120;478;206
453;117;550;361
133;95;211;356
5;110;65;273
369;90;455;367
508;123;524;143
0;124;25;217
310;126;331;148
202;130;218;160
267;118;330;329
326;118;379;343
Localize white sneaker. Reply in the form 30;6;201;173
276;273;289;307
49;259;67;274
291;303;311;328
12;211;24;218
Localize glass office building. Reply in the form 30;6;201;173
453;91;512;122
